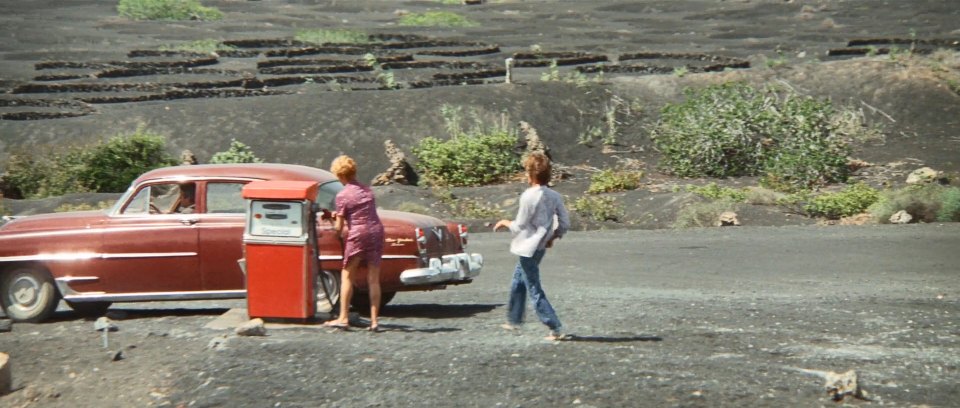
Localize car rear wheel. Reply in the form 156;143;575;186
66;301;112;317
315;270;341;313
0;266;61;322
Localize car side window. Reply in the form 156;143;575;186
206;183;245;214
122;186;152;214
120;183;188;215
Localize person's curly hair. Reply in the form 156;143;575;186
524;152;551;185
331;155;358;182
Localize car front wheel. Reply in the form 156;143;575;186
0;266;61;322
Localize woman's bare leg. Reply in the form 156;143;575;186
328;258;359;325
367;264;381;329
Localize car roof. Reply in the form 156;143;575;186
134;163;338;185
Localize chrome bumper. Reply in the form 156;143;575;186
400;253;483;285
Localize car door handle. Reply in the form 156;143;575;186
180;218;199;225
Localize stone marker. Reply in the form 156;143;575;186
0;352;11;395
235;318;267;336
889;210;913;224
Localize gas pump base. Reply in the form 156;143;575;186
400;253;483;285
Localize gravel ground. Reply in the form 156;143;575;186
2;224;958;407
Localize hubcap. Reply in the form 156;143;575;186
11;275;40;308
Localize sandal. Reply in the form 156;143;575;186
323;320;349;329
368;325;380;333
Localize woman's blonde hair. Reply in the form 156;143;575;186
330;155;357;181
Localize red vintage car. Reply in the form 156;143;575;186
0;164;483;322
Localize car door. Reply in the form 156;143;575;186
96;182;201;294
197;181;248;291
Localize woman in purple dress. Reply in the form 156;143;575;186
324;155;385;331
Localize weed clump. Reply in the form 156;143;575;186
868;184;960;223
295;29;369;45
685;183;748;202
802;183;880;219
210;139;264;164
587;169;642;194
673;200;738;229
399;11;478;27
118;0;223;21
573;196;624;222
159;39;235;53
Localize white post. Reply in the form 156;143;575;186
505;58;514;84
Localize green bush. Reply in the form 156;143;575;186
803;183;880;219
587;169;642;194
399;11;478;27
414;134;518;186
3;147;90;198
1;127;176;198
573;196;624;222
686;183;747;202
868;184;960;223
210;139;264;164
118;0;223;21
79;128;178;193
937;187;960;222
413;106;520;186
652;82;858;192
55;201;116;213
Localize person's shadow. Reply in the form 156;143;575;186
380;303;499;319
562;334;663;343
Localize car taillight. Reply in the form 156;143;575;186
414;227;427;257
457;224;468;247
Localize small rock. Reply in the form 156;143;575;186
889;210;913;224
0;319;11;333
824;370;865;402
716;211;740;227
235;318;267;337
109;350;124;362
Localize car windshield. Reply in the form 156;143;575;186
316;180;343;211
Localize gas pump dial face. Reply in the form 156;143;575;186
249;200;305;237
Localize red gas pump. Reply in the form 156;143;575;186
241;180;320;321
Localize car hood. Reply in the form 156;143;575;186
0;211;108;234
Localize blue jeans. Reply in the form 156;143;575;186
507;249;561;331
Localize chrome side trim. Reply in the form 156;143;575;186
0;252;197;263
316;254;417;261
62;289;246;303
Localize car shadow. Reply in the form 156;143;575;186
564;334;663;343
380;303;499;319
48;307;232;322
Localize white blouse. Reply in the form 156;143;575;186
508;185;570;257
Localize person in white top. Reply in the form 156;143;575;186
493;152;570;341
